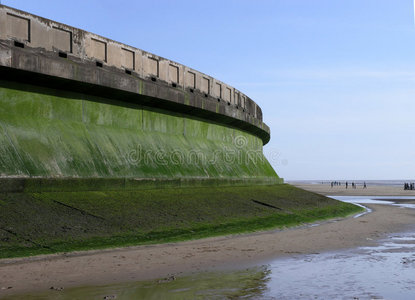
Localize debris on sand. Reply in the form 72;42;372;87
157;275;176;283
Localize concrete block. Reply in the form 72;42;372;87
51;27;72;53
186;71;195;89
121;47;134;70
214;82;221;98
88;38;107;62
6;12;30;42
201;77;209;95
145;56;159;77
168;64;179;84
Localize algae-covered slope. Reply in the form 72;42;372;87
0;184;362;259
0;80;279;182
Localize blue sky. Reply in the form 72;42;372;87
3;0;415;180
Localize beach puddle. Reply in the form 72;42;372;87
332;195;415;208
262;229;415;300
5;196;415;299
2;266;272;299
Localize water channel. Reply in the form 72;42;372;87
5;196;415;300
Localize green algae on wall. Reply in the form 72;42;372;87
0;81;280;182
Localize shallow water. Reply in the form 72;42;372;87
3;267;272;300
5;196;415;300
332;195;415;207
262;231;415;300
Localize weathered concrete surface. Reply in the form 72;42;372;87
0;42;270;144
0;5;281;186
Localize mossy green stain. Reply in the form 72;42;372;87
0;185;363;259
0;81;279;181
184;93;189;105
139;80;143;95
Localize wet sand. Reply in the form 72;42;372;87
291;183;415;196
2;198;415;297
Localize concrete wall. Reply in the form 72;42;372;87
0;5;281;185
0;5;263;121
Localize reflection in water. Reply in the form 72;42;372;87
3;266;272;300
263;231;415;300
332;195;415;207
6;196;415;299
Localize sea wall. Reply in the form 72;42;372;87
0;5;281;188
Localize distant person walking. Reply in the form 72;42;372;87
346;182;348;189
363;182;367;189
403;183;414;190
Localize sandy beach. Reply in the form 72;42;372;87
291;183;415;196
1;185;415;297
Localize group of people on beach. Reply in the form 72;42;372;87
404;183;415;190
330;181;367;189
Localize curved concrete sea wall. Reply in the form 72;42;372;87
0;5;282;190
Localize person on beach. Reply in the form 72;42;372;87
346;182;348;189
364;182;367;189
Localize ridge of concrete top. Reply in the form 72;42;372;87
0;4;271;144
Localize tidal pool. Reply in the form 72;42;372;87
262;230;415;300
5;196;415;300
